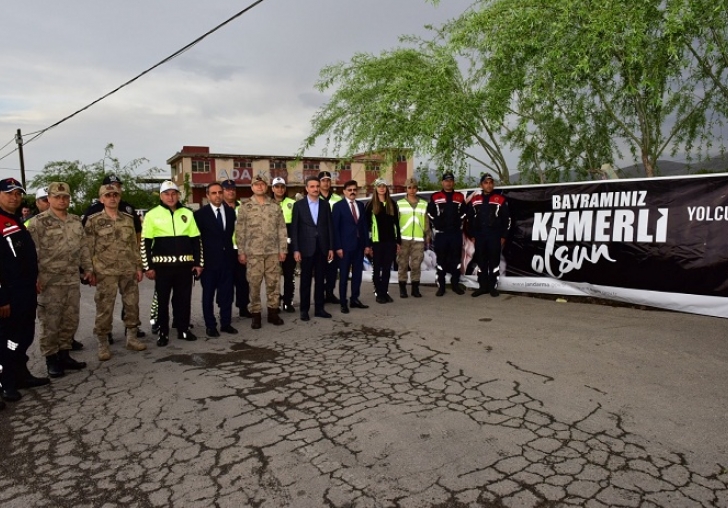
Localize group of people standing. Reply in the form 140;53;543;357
0;169;509;410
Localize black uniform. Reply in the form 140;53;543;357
0;208;39;395
466;190;510;291
426;190;467;288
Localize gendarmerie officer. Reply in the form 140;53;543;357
0;178;47;406
466;173;510;297
426;172;466;296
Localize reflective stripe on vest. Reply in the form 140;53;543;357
398;199;427;241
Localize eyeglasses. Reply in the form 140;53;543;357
345;188;358;193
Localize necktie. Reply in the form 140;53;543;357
350;201;358;223
216;207;224;230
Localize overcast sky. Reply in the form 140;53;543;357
0;0;476;185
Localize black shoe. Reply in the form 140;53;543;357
399;283;408;298
472;289;487;298
137;329;147;338
46;354;65;378
385;294;394;303
239;308;253;318
300;312;310;321
282;303;295;313
349;299;369;309
1;389;22;402
340;304;350;314
17;374;50;389
59;350;86;370
452;283;465;295
71;338;84;351
411;282;422;298
0;400;5;411
157;333;169;347
436;286;446;297
325;293;340;304
151;323;160;335
220;325;238;334
206;327;220;338
490;288;500;297
376;296;388;304
314;310;332;318
178;330;197;341
107;332;114;345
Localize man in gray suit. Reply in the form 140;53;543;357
291;176;334;321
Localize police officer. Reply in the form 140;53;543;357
397;177;430;298
222;179;252;318
466;173;510;297
271;177;297;313
82;174;147;342
235;174;288;329
27;182;93;378
141;181;203;346
318;171;343;303
85;184;146;361
426;172;467;296
0;178;47;405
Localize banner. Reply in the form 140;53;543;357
362;173;728;318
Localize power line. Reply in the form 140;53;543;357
0;0;267;162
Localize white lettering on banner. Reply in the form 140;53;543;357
531;227;616;279
687;206;728;221
532;209;669;243
552;190;647;210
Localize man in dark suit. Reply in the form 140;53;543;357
291;176;334;321
193;182;238;337
332;180;371;313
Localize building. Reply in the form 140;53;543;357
166;146;414;206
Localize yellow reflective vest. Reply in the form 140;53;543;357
398;198;428;242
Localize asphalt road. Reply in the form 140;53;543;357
1;279;727;507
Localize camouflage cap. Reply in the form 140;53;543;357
48;182;71;196
252;173;269;185
99;184;120;197
404;177;418;188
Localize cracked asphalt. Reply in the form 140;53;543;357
1;281;727;507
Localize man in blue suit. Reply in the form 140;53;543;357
332;180;371;313
291;176;334;321
194;182;238;337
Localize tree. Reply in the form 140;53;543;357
300;34;514;183
30;143;163;215
445;0;721;179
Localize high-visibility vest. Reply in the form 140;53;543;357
321;192;342;209
370;208;398;243
398;198;427;241
278;197;295;224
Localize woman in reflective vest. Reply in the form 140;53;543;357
365;178;401;304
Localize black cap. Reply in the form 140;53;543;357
480;173;495;184
0;178;26;194
103;174;122;185
221;179;236;189
441;172;455;181
318;171;332;180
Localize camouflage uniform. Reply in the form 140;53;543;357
84;202;144;356
27;209;92;357
235;195;287;313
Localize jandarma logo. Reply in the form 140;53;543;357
530;190;669;279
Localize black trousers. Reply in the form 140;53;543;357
324;253;338;295
372;241;397;297
200;265;234;328
299;249;327;313
280;251;296;305
0;295;36;391
434;231;463;286
233;256;250;312
154;265;193;335
474;235;502;290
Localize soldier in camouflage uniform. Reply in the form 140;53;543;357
235;173;288;329
27;182;94;378
84;184;146;361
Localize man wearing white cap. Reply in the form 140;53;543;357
271;177;297;313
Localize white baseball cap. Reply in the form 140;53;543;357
271;177;286;186
36;187;49;199
159;181;180;193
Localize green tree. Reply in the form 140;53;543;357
301;34;513;183
30;143;163;215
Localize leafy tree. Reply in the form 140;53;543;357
30;143;163;215
300;34;514;183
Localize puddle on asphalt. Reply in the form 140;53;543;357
155;342;279;368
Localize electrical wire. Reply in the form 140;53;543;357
1;0;267;160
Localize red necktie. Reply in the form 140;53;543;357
350;201;358;223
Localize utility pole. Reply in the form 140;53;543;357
15;129;26;188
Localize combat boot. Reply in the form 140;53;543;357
59;349;87;370
46;353;65;378
97;337;111;362
267;307;284;326
411;282;422;298
125;327;147;352
399;282;408;298
251;312;262;330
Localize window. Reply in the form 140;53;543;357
302;162;320;170
234;160;252;169
269;160;288;170
337;163;351;170
397;155;407;163
365;164;381;172
191;160;210;173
